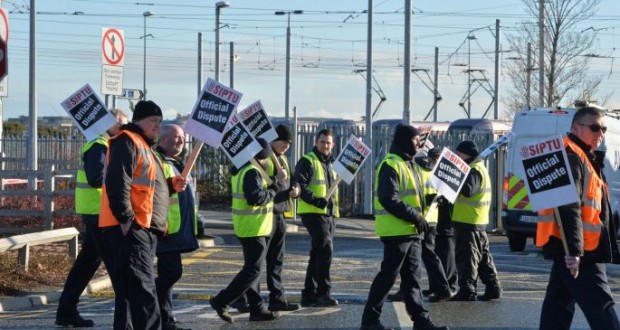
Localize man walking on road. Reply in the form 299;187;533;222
56;109;127;328
538;107;620;330
360;124;448;330
294;128;340;307
99;100;187;330
155;124;200;330
449;141;501;302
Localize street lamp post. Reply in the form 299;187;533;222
467;33;477;118
275;10;303;121
215;1;230;82
142;11;154;100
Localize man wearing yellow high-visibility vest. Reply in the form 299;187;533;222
294;128;340;308
449;141;501;302
230;125;301;313
210;138;283;324
56;109;127;328
155;124;199;330
360;124;448;330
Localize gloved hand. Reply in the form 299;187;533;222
316;198;328;209
414;215;430;235
565;255;580;278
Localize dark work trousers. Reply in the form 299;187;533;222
420;226;451;295
301;215;335;298
115;224;161;330
266;213;287;304
100;225;132;330
453;225;499;294
57;215;113;318
233;214;288;307
213;236;268;313
434;233;457;293
156;252;182;327
361;236;430;326
540;260;620;330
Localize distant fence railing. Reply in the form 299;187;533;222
0;165;76;234
0;125;507;226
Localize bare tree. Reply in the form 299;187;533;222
503;0;604;116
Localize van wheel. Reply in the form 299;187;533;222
507;231;527;252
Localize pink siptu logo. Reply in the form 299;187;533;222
520;145;529;158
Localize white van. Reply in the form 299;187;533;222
502;107;620;251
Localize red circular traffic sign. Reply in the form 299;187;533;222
102;28;125;66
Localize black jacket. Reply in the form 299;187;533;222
542;133;620;263
375;144;426;233
294;147;337;217
232;161;277;208
271;152;297;215
155;146;199;254
83;142;107;188
105;123;172;235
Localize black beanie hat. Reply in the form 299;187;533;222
255;137;271;160
428;147;441;160
456;141;479;158
275;124;293;142
393;124;420;155
133;100;163;122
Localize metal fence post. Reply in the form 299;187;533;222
43;164;55;230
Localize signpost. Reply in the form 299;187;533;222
101;28;125;97
119;88;144;100
429;148;471;203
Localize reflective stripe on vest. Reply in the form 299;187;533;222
266;154;295;219
451;160;492;225
231;164;274;237
75;134;108;215
536;137;604;250
374;153;421;237
157;152;182;235
297;152;340;217
99;130;158;228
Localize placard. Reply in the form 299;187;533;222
238;100;278;142
60;84;116;141
429;147;471;203
333;134;372;185
184;78;243;148
517;135;578;210
220;114;262;169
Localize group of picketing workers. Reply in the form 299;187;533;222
55;100;620;330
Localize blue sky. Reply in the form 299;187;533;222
3;0;620;122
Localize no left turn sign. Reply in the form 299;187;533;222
101;28;125;66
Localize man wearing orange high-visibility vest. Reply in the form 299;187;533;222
537;106;620;330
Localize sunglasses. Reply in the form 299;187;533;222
577;122;607;133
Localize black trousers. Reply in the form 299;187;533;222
57;215;114;318
435;233;457;293
101;226;132;330
156;252;183;327
301;215;334;297
213;236;268;313
453;225;499;294
266;214;287;303
361;236;430;326
540;260;620;330
114;224;161;330
421;226;451;295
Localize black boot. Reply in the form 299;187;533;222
478;282;502;301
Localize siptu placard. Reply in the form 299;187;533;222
429;147;471;203
60;84;116;141
220;114;262;169
237;100;277;142
184;78;243;148
517;135;578;211
333;134;372;185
